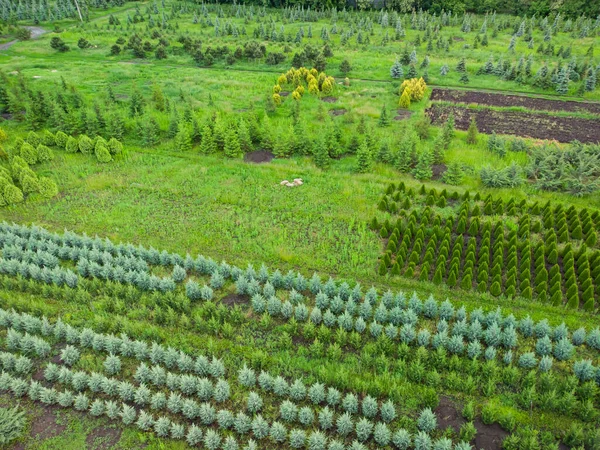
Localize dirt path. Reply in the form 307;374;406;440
0;26;46;51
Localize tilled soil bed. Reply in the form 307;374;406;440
426;104;600;144
430;88;600;115
244;150;274;163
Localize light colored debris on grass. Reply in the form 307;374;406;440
280;178;303;187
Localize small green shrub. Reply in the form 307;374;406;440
0;406;26;444
3;185;24;204
95;144;112;163
20;142;38;165
78;135;94;154
38;177;58;199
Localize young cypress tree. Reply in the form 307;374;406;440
585;68;597;92
355;141;373;173
390;60;404;79
237;119;253;153
313;137;330;169
199;124;217;154
413;151;433;180
378;105;390;127
223;127;241;158
466;118;478;145
555;66;569;95
174;124;192;152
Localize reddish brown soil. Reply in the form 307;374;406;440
431;163;447;180
474;418;510;450
426;104;600;144
244;150;274;163
85;426;122;450
321;96;338;103
435;396;464;433
394;110;413;121
30;406;66;440
329;108;347;116
221;293;249;306
32;368;45;381
430;88;600;115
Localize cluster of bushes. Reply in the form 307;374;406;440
486;132;531;158
10;130;122;166
374;183;600;310
5;221;600;356
0;307;479;449
474;52;598;94
481;138;599;196
0;129;58;207
274;66;336;103
3;223;600;446
526;141;600;196
398;77;427;108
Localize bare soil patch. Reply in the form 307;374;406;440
474;418;509;450
32;368;45;382
292;334;308;347
321;96;338;103
221;293;249;306
86;426;122;450
30;406;66;440
430;87;600;115
279;91;290;97
431;163;447;181
244;150;274;163
394;110;413;121
435;396;464;433
426;104;600;144
329;108;347;116
453;36;465;41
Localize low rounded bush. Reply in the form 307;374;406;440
20;142;38;165
78;135;94;154
21;174;40;194
55;131;69;148
95;144;112;163
4;185;24;204
37;144;54;162
66;136;78;153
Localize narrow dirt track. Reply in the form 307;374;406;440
0;26;46;51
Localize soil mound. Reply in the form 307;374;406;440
244;151;274;163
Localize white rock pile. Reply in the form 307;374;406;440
280;178;304;187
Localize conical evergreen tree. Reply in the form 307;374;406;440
174;123;192;152
390;60;403;79
378;105;390;127
356;141;373;173
313;137;330;169
555;67;569;95
199;124;217;154
224;127;241;158
237;119;253;153
466;118;478;145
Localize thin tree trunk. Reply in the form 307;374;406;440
73;0;83;22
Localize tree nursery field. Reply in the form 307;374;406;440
0;0;600;449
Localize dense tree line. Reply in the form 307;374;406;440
181;0;600;19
